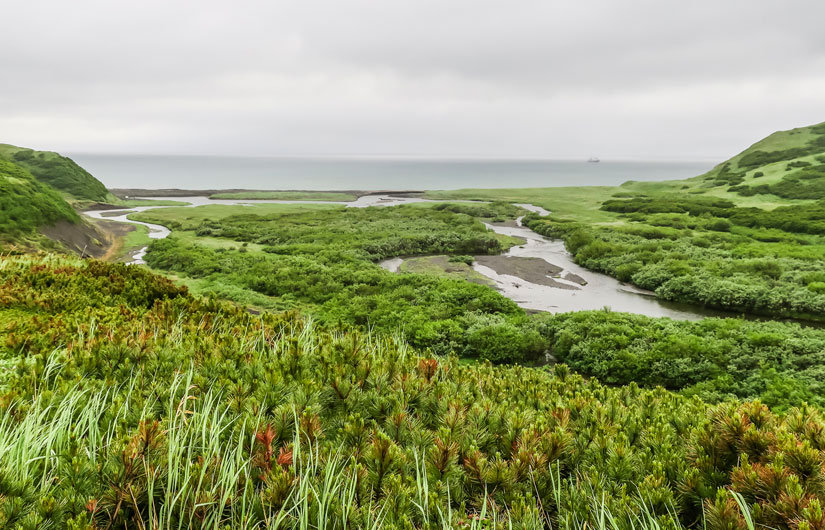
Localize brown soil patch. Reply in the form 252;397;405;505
561;272;588;286
40;219;135;260
474;255;579;290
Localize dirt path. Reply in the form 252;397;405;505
92;219;136;261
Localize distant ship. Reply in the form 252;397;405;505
587;157;600;163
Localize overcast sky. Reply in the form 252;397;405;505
2;1;825;159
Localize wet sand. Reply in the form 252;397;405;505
562;272;587;285
99;210;136;217
473;256;575;290
490;220;521;229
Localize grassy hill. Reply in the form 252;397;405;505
0;157;122;256
0;158;78;241
0;143;109;202
695;120;825;200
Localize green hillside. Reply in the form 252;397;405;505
0;143;109;202
0;158;78;242
696;120;825;200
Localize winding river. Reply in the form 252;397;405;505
85;196;728;320
474;211;729;320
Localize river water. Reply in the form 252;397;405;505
85;196;726;320
475;213;728;320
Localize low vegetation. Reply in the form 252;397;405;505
135;203;544;363
524;194;825;320
8;122;825;529
5;255;825;529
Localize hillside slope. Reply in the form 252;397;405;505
0;158;122;256
697;120;825;199
0;143;109;202
0;158;78;238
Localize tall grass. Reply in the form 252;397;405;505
0;368;556;529
0;307;693;529
7;255;793;529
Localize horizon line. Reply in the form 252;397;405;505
66;151;722;164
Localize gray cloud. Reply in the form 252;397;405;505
2;0;825;159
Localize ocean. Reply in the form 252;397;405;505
69;153;715;190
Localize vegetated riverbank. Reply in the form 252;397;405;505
89;191;821;326
523;197;825;322
89;194;729;321
84;205;172;264
381;215;746;320
422;121;825;323
82;193;825;409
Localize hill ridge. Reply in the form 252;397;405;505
0;143;109;202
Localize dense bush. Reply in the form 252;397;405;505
603;195;825;235
601;195;735;217
183;205;507;261
526;199;825;319
738;148;813;169
431;200;523;219
4;255;825;529
743;165;825;199
144;233;540;363
538;310;825;410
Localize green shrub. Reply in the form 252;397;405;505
448;254;474;265
807;281;825;294
706;218;731;232
141;203;541;363
614;262;642;282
